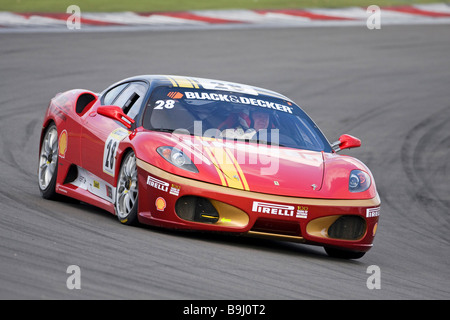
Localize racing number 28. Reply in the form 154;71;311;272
103;128;130;177
154;99;175;109
105;139;117;171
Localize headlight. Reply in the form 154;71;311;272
157;146;198;173
349;170;371;193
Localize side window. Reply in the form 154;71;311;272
102;83;128;105
112;82;148;119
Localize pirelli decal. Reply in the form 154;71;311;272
166;76;200;89
196;137;250;191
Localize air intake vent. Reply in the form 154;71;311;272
175;196;219;224
328;216;366;240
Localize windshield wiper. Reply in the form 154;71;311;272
151;128;175;133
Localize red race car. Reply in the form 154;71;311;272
38;75;380;259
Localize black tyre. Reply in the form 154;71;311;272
115;150;139;225
38;123;59;199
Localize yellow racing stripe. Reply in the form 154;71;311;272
172;76;194;88
196;137;250;191
197;137;227;186
167;76;200;89
225;148;250;191
207;144;245;190
166;76;178;87
189;78;200;89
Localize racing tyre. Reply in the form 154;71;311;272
38;123;59;199
324;247;366;260
115;150;139;225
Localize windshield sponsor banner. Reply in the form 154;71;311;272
184;91;293;114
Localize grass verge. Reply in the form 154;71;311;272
0;0;440;12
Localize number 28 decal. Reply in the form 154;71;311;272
103;128;130;177
154;99;175;110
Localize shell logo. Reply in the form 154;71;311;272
155;197;166;211
58;130;68;158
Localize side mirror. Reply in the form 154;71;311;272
97;105;135;129
331;134;361;152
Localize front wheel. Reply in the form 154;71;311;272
38;123;58;199
115;150;139;225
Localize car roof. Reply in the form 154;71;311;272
116;74;294;102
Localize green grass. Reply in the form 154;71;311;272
0;0;440;12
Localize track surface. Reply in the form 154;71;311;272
1;25;449;300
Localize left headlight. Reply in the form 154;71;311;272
349;170;371;193
157;146;198;173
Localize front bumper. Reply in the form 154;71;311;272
137;159;380;253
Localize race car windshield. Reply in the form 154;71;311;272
143;86;332;152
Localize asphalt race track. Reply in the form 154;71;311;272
0;25;449;300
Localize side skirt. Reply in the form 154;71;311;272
56;165;116;215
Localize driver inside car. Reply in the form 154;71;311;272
220;109;273;140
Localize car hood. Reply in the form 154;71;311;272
173;135;325;198
134;132;376;199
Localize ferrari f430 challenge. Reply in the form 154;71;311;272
38;75;380;259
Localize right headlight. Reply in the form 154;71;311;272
349;170;371;193
157;146;199;173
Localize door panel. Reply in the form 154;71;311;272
80;81;148;185
81;108;122;185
